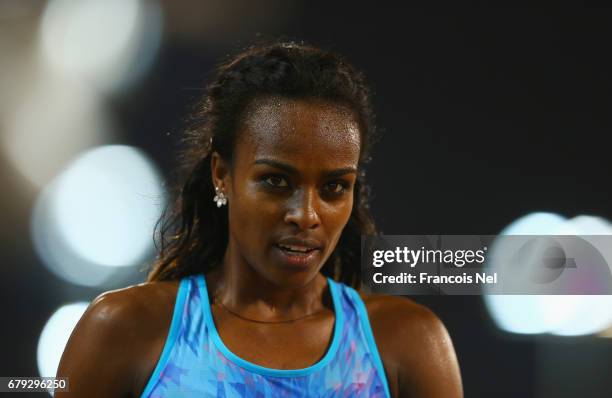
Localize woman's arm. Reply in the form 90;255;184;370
55;291;140;397
396;303;463;397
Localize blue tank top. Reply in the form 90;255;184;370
140;274;391;397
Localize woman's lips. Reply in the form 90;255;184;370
273;244;321;268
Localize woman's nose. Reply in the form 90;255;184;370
284;188;321;230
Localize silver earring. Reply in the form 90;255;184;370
213;186;227;207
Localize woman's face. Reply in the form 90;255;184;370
212;97;361;287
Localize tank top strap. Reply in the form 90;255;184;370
333;283;392;398
140;277;191;398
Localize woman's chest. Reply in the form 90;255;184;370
212;309;336;369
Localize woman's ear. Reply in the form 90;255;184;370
210;151;230;194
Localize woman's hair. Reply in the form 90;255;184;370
147;40;378;288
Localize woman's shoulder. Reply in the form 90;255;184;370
355;291;447;362
360;292;443;335
85;279;182;362
90;279;181;321
82;279;181;342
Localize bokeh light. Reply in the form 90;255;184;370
37;302;89;378
39;0;163;93
484;212;612;336
1;74;112;188
31;145;165;287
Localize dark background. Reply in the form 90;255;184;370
1;4;611;397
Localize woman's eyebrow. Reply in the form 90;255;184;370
325;167;357;178
253;158;357;177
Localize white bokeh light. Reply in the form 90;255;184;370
53;146;164;266
484;212;568;334
1;74;111;188
39;0;163;93
31;145;165;287
484;212;612;336
549;215;612;336
37;302;89;378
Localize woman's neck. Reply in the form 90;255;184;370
205;246;330;322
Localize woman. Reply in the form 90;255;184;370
57;41;462;397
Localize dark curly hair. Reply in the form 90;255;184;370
146;40;379;288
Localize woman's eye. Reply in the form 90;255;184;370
263;175;289;188
325;181;349;194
